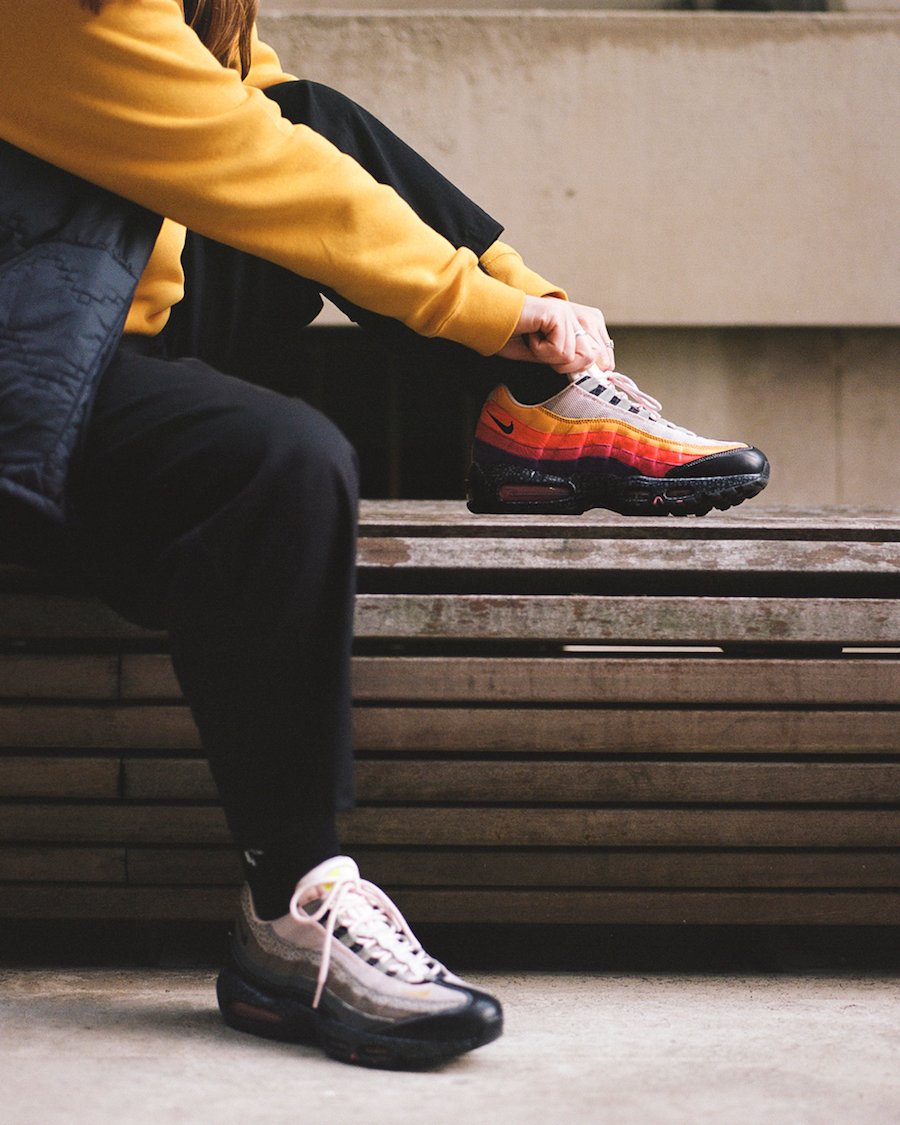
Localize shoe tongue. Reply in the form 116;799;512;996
297;855;359;894
571;367;606;392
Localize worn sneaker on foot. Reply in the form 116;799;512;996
217;856;502;1069
467;366;769;516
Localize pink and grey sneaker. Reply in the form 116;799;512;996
217;856;502;1069
467;365;769;517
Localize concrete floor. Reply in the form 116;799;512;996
1;970;898;1124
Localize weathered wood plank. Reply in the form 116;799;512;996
0;655;119;700
120;654;181;700
351;656;900;706
3;703;896;753
0;806;230;845
353;708;899;754
1;805;895;848
388;889;900;926
127;847;242;886
355;848;900;890
122;758;900;805
3;590;897;645
0;846;125;883
338;808;900;848
118;653;900;707
357;501;900;539
358;536;899;574
354;594;900;645
0;705;199;750
127;846;900;890
0;755;120;799
0;885;240;920
0;884;896;924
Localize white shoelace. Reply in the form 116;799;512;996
289;873;444;1008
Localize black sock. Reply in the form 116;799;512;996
240;815;341;921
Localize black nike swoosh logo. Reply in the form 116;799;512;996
488;412;514;435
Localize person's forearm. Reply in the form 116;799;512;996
0;0;523;354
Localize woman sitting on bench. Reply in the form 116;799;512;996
0;0;767;1069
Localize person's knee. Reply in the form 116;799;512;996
268;399;359;505
264;79;358;131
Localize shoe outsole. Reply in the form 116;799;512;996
216;963;503;1070
466;462;770;517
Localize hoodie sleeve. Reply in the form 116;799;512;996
0;0;524;355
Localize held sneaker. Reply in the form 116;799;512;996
467;366;769;517
216;856;502;1069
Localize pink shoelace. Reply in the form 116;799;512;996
289;871;443;1008
576;364;696;434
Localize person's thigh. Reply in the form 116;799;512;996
67;336;358;628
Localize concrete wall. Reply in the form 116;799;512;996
261;12;898;326
608;327;898;507
258;10;899;505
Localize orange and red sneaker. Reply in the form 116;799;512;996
467;366;769;517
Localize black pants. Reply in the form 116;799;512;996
64;81;510;857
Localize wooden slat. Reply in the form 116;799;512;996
357;500;900;539
0;705;199;750
120;653;900;705
0;885;239;920
351;656;900;706
1;806;895;848
5;594;897;645
353;708;899;754
358;536;898;574
127;847;241;886
338;808;900;848
0;884;896;924
3;703;896;753
124;758;213;800
120;654;181;700
2;703;896;753
119;653;900;707
0;846;125;883
354;594;900;645
127;847;900;890
0;654;119;699
0;806;229;845
386;889;900;926
0;755;120;798
122;758;900;805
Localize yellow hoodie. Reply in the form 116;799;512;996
0;0;562;354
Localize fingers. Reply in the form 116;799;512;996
570;303;615;372
505;296;616;373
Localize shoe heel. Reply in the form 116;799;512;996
217;965;318;1045
466;462;581;515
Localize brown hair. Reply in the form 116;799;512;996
80;0;259;77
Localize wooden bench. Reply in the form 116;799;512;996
1;501;898;926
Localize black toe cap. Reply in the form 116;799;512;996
667;445;769;480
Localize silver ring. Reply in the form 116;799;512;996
574;329;588;338
606;338;615;349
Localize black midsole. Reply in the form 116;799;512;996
466;461;769;516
